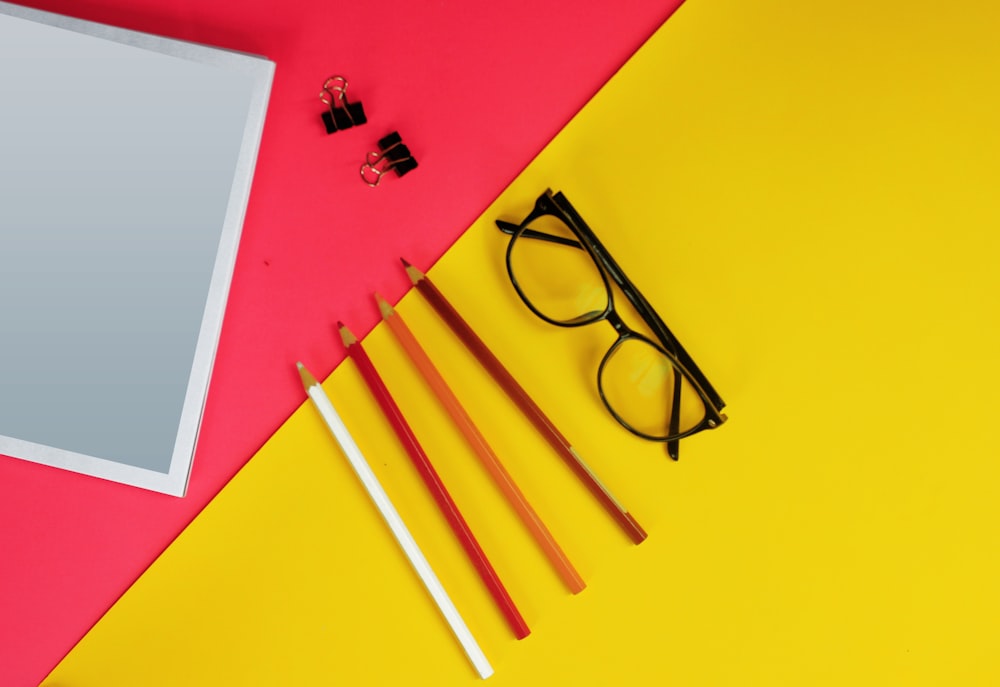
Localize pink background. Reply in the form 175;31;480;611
0;1;681;684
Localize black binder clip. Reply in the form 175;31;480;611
360;131;418;187
319;75;366;134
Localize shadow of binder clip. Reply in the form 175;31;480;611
319;75;366;134
360;132;418;187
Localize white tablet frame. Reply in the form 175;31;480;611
0;1;274;495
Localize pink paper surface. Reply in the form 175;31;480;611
0;1;681;684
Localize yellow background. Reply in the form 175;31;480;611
45;0;1000;684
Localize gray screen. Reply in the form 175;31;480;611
0;4;272;489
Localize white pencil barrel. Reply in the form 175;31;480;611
306;384;494;679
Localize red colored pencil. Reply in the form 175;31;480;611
338;322;531;640
401;259;647;545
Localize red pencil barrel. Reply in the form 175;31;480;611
343;332;531;639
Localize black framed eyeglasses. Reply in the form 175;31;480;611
496;189;726;460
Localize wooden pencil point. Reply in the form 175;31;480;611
296;361;319;389
338;324;358;347
401;259;424;284
374;293;395;319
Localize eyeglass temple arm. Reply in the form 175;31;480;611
495;219;584;249
667;370;683;459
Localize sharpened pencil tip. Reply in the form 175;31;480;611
339;323;358;347
374;293;395;319
401;259;423;284
297;361;319;389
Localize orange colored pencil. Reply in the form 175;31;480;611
402;259;647;545
376;293;586;594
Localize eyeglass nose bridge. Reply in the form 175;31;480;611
602;307;632;337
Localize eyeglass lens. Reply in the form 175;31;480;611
600;337;707;439
507;214;608;324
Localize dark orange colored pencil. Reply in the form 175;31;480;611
338;322;531;639
376;293;586;594
401;259;647;545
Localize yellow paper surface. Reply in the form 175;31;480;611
45;0;1000;684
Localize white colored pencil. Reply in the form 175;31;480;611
297;362;494;680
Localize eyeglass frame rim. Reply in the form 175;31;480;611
500;216;722;442
498;188;726;408
496;188;726;443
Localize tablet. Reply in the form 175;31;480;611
0;1;274;495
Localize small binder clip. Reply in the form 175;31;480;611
319;75;366;134
360;131;418;187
